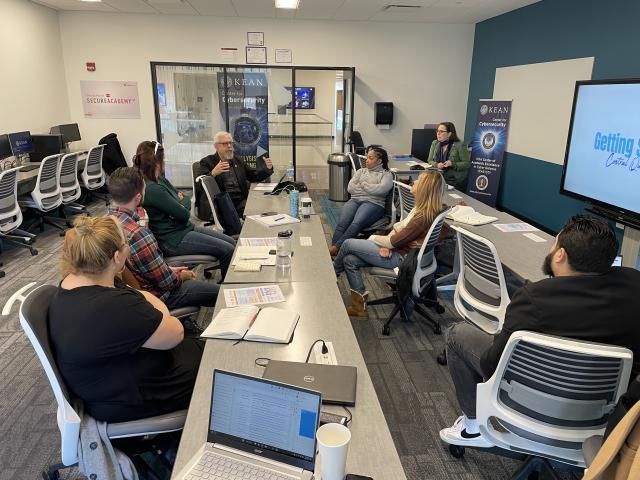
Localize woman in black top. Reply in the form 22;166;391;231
49;215;203;423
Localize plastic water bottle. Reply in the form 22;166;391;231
286;161;294;182
289;189;299;218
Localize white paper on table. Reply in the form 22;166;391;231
239;237;277;247
493;223;539;233
247;214;300;227
405;160;420;166
253;183;278;191
224;285;285;307
523;232;547;243
449;193;463;199
300;236;312;246
232;246;276;266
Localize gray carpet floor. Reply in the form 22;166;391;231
0;193;574;479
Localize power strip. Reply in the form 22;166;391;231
314;341;338;365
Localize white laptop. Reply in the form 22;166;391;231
174;369;321;480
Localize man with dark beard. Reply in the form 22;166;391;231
439;215;640;448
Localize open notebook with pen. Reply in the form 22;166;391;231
201;305;299;344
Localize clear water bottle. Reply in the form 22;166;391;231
289;189;299;218
276;231;292;268
286;161;294;181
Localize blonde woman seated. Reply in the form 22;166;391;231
329;147;393;258
333;171;445;318
49;216;203;423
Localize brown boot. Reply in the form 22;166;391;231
346;290;368;319
329;245;339;259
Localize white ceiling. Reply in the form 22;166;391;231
30;0;541;24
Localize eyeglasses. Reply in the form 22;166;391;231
436;130;449;134
216;141;233;146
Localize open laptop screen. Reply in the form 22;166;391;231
208;370;321;471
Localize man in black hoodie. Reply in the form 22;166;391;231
440;215;640;448
197;131;273;218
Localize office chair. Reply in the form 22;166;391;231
59;152;86;215
199;175;242;240
190;161;201;217
18;154;66;233
395;181;415;220
80;145;109;205
0;167;38;277
19;284;187;480
444;331;633;479
348;131;366;156
368;208;449;335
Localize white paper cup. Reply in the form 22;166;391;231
316;423;351;480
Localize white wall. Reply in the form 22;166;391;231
0;0;69;134
57;13;475;159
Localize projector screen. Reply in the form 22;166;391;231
560;80;640;220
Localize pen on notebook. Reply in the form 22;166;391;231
273;216;285;221
239;257;269;260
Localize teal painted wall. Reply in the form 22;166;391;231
466;0;640;233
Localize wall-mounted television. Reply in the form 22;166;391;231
560;79;640;227
285;87;315;110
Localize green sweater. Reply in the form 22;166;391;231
143;176;194;250
426;140;470;190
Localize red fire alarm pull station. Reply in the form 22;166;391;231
86;62;96;72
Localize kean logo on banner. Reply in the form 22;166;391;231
217;72;269;170
466;100;512;207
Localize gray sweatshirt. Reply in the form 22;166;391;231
347;164;393;208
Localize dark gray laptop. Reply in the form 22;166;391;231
262;361;357;406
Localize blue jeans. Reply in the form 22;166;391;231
165;279;219;309
163;226;236;277
331;200;384;248
333;238;403;294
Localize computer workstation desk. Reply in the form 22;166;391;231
172;189;407;479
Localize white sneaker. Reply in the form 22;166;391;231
439;416;494;448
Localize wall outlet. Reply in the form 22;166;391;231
314;341;338;365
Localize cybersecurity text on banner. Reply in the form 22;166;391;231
217;72;269;170
466;100;512;207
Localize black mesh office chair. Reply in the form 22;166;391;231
348;131;366;156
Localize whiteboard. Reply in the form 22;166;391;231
493;57;594;165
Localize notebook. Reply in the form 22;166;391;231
173;370;320;480
262;361;357;406
201;305;299;343
232;246;276;266
446;205;498;226
248;214;301;227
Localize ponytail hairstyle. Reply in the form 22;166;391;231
61;216;126;277
412;171;445;227
133;140;164;182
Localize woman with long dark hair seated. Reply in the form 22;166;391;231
49;216;203;422
133;140;236;277
333;171;445;319
329;147;393;258
426;122;470;191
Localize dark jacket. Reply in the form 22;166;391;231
197;153;273;220
480;267;640;379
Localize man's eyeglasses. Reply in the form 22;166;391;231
216;141;233;146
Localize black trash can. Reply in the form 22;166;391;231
327;153;350;202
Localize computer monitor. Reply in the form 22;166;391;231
30;134;64;163
50;123;81;144
8;131;34;155
411;128;437;162
0;134;12;160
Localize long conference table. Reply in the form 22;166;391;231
172;189;408;479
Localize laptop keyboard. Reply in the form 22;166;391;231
186;451;296;480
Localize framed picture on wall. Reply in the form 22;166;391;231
246;47;267;64
247;32;264;46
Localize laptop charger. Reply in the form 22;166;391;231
319;411;348;426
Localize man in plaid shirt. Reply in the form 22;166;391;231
107;167;219;308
